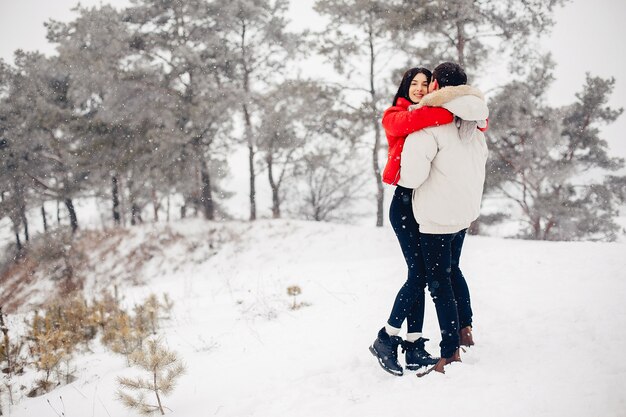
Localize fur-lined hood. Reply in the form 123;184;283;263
411;85;488;122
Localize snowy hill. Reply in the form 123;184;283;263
3;219;626;416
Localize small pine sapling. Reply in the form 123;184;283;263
102;311;147;364
1;307;23;407
92;290;122;331
287;285;302;310
134;293;175;336
30;327;72;394
0;306;10;372
116;339;185;415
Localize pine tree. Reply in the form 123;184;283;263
47;5;183;226
117;339;185;415
0;58;39;250
102;310;147;362
1;51;86;235
122;0;236;222
390;0;569;75
486;57;625;240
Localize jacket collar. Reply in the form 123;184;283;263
417;85;485;108
395;97;413;109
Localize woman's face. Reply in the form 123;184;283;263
408;72;429;103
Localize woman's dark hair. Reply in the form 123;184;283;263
392;67;432;106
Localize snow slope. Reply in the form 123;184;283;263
5;219;626;417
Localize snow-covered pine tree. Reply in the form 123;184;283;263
121;0;237;222
1;60;32;252
47;5;188;226
486;56;625;240
116;338;185;416
0;51;84;239
0;62;30;254
389;0;569;77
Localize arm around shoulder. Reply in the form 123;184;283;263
398;130;437;189
382;106;454;137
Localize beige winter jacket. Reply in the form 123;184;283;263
397;85;489;234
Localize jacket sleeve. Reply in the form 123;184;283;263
398;130;437;189
382;106;454;137
478;118;489;132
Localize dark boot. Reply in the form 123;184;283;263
460;326;474;347
369;328;404;376
401;338;439;370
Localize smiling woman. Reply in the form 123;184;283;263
408;72;429;104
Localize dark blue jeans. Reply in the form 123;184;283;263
387;186;427;334
420;230;472;358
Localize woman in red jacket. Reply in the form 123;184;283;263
370;68;454;376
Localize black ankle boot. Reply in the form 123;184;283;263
401;338;439;370
369;328;404;376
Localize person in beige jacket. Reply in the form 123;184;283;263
398;62;488;374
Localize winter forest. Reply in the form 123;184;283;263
1;0;625;244
1;0;626;416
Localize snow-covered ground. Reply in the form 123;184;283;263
3;218;626;417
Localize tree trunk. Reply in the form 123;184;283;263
20;204;29;242
200;161;215;220
532;217;542;240
41;205;48;232
243;104;256;221
544;218;556;240
64;198;78;234
241;22;256;221
13;220;22;253
368;28;384;227
128;180;142;226
154;372;164;415
131;204;142;225
112;175;121;225
456;21;466;68
166;195;171;222
119;176;127;226
267;155;281;219
152;188;160;222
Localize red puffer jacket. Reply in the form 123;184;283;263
381;98;454;185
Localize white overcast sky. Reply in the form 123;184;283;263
1;0;625;160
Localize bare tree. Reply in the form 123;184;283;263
297;142;369;222
215;0;300;220
314;0;397;227
257;80;343;218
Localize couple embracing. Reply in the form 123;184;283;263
370;62;489;376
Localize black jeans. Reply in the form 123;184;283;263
420;230;472;358
387;186;428;334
